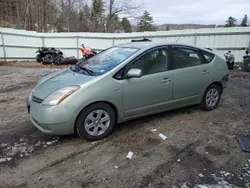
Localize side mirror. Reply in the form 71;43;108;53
126;69;142;78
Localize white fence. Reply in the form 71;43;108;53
0;27;250;62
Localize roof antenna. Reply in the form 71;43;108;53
176;36;181;43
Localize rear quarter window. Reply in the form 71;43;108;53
201;50;215;63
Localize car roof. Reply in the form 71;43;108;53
116;41;208;51
116;42;158;49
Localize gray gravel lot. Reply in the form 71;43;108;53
0;66;250;188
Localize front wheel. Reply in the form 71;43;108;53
200;84;222;111
76;103;116;141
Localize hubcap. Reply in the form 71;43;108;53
206;88;219;108
84;110;110;136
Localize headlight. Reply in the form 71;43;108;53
42;86;80;106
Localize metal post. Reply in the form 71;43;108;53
194;32;198;45
112;37;115;46
0;32;7;62
76;36;79;59
248;38;250;49
42;36;45;47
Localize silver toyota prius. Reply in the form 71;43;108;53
27;42;229;141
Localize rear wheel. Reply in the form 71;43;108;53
244;61;250;72
43;54;53;64
227;61;234;70
200;84;222;111
76;103;116;141
53;55;63;65
36;54;42;62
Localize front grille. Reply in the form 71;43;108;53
32;96;43;103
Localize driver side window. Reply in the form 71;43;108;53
130;48;168;76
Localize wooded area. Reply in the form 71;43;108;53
0;0;247;33
0;0;139;33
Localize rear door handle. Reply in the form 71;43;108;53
162;77;172;83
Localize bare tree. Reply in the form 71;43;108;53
107;0;141;32
0;0;140;33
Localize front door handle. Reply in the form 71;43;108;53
162;77;172;83
202;70;209;75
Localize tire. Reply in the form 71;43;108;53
57;55;64;65
36;54;42;62
227;62;234;70
53;56;63;65
244;62;250;72
200;84;222;111
61;57;78;65
44;54;53;63
76;103;116;141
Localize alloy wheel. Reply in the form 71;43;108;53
84;110;111;136
206;88;219;108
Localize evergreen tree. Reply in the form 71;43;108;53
138;11;155;32
78;5;91;32
240;14;248;26
225;16;237;27
91;0;105;32
120;17;132;33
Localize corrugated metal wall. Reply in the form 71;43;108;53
0;27;249;62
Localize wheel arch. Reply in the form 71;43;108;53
74;101;119;133
200;81;223;103
209;81;223;93
200;81;223;111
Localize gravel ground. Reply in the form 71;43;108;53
0;66;250;188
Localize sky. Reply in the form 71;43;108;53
134;0;249;25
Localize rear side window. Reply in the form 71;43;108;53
172;47;203;69
201;50;215;63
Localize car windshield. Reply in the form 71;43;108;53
77;47;138;76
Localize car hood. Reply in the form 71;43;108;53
33;68;95;99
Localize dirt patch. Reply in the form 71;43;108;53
0;67;250;188
0;81;36;92
0;61;71;69
205;145;229;156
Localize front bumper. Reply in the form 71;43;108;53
28;99;75;135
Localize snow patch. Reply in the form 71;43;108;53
46;140;58;145
0;136;60;163
6;142;34;157
199;173;204;178
1;143;8;147
180;180;240;188
195;180;240;188
0;157;11;163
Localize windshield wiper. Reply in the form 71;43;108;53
71;63;80;72
81;67;94;75
71;64;93;75
76;63;94;75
